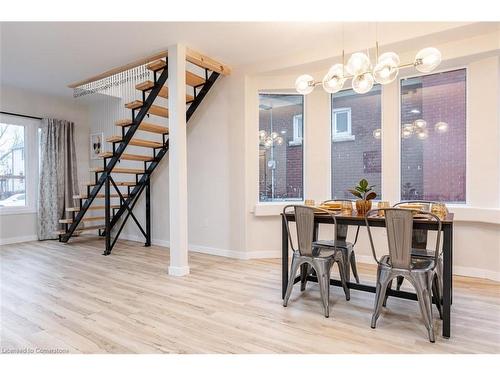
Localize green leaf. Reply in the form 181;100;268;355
360;179;368;189
366;192;377;201
348;189;362;199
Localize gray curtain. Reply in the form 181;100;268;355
38;119;79;240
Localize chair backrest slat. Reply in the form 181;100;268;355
385;209;413;269
295;206;315;256
393;201;437;249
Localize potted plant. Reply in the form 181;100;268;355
348;179;377;215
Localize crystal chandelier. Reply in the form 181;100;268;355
295;45;442;95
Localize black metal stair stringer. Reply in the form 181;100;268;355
60;61;170;242
103;71;221;254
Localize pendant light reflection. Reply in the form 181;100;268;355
413;119;427;130
402;123;414;139
416;129;429;140
435;121;449;133
372;128;382;140
259;130;284;149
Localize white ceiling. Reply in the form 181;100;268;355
0;22;494;97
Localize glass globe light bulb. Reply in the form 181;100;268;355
264;139;273;148
276;136;284;145
295;74;315;95
372;128;382;140
414;47;442;73
259;130;267;140
346;52;371;76
416;129;429;140
271;132;278;140
435;121;449;133
373;52;400;84
413;119;427;130
352;73;374;94
322;64;346;94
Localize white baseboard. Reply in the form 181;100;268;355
354;254;500;282
117;234;500;282
0;235;38;246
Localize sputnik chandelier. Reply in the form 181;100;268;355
295;44;442;95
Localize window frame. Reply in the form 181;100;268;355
289;113;304;146
397;66;469;205
330;88;382;200
0;114;40;215
257;91;306;203
331;107;355;142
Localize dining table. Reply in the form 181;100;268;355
281;210;454;338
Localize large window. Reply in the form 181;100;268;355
331;86;382;199
259;93;304;202
0;114;39;213
400;69;466;203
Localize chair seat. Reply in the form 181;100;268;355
411;248;437;258
380;255;435;271
313;240;353;250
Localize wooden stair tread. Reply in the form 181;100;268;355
146;60;205;87
56;225;105;235
124;101;168;118
91;167;145;174
66;205;120;212
99;152;153;162
83;181;136;187
106;136;163;148
73;193;129;199
135;81;194;102
114;120;169;135
59;216;105;224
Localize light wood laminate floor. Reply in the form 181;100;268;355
1;238;500;354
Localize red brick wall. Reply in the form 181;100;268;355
259;96;303;201
401;69;466;202
331;87;382;199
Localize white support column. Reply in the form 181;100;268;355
167;44;190;276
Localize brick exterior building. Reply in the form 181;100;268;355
401;69;466;202
331;86;382;199
259;95;303;201
258;69;466;203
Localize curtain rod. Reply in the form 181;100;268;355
0;111;43;121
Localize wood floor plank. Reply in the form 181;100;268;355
1;238;500;354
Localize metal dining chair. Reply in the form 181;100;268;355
365;208;442;342
313;199;360;284
392;201;443;299
282;205;350;318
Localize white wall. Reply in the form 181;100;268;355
0;85;90;244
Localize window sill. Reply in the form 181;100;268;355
0;207;37;216
288;139;303;146
253;201;304;216
332;134;356;143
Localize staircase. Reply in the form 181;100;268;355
58;55;223;255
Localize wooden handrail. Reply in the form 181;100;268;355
67;47;230;88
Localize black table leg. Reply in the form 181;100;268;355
442;224;453;338
282;215;288;299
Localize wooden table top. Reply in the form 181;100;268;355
284;211;454;224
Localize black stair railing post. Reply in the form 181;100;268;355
145;177;151;247
104;173;111;255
